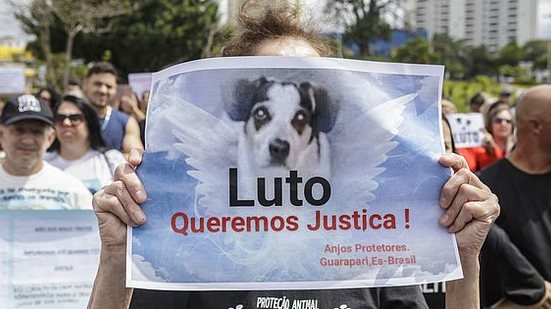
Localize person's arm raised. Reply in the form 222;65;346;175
88;149;147;309
438;153;500;309
123;117;144;155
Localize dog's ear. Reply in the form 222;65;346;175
299;82;337;133
226;77;269;121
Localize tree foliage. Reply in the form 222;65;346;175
497;42;523;66
391;38;437;64
14;0;130;86
466;45;499;79
15;0;218;86
522;40;550;70
14;0;549;86
326;0;399;58
73;0;218;78
431;34;470;79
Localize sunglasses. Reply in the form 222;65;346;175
492;117;512;125
54;113;84;126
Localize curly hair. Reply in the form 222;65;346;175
222;0;335;57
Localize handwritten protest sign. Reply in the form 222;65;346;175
0;66;25;94
128;57;462;290
128;73;152;97
0;210;100;308
446;113;486;148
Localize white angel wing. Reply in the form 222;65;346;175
329;93;417;207
167;97;239;212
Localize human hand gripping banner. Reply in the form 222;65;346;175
127;57;462;290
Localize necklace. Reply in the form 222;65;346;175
100;106;112;131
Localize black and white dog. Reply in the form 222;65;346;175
227;77;337;180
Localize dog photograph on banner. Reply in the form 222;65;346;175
128;57;461;290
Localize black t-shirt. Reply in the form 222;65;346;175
130;286;429;309
479;225;545;306
479;159;551;281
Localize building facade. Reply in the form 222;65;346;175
405;0;539;51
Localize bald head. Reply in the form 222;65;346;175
516;85;551;130
509;85;551;172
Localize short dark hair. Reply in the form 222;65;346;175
49;95;108;152
222;0;334;57
470;93;485;107
67;79;80;86
87;62;117;78
37;87;61;108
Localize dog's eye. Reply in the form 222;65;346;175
292;111;310;135
253;106;269;121
293;111;308;125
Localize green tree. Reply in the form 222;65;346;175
326;0;399;58
392;38;437;64
497;42;523;66
48;0;130;86
465;45;496;79
12;0;56;86
12;0;51;61
14;0;129;87
15;0;218;85
522;40;550;70
73;0;218;78
431;33;469;80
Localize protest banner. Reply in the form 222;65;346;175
128;57;461;290
446;113;486;148
0;210;100;308
128;73;152;98
0;66;25;94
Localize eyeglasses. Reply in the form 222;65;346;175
493;117;512;125
54;113;84;126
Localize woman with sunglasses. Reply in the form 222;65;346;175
45;95;125;194
458;101;515;172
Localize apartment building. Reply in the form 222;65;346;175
405;0;539;51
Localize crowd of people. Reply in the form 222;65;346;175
0;0;550;308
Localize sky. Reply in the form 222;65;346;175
1;0;550;42
540;0;551;38
0;0;30;41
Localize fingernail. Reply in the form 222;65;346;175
137;214;145;224
130;149;138;161
440;214;449;225
134;213;145;225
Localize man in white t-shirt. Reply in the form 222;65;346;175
0;94;92;209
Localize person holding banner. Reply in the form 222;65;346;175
88;1;499;308
0;94;93;210
458;102;514;172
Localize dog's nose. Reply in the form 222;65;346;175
269;139;290;163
